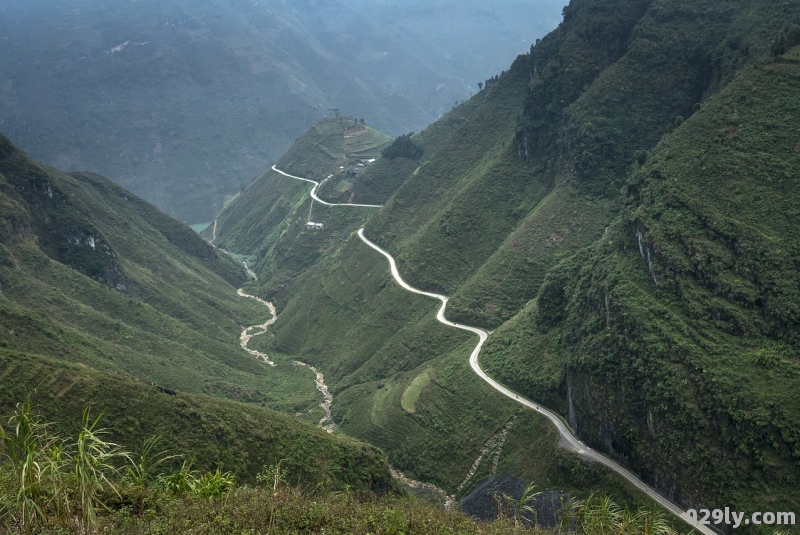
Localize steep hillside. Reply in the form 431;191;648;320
0;133;395;492
213;0;800;527
207;110;489;295
205;117;390;292
0;351;392;490
0;132;334;416
485;58;800;516
275;117;391;181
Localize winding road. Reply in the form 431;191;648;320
272;165;383;208
356;229;715;535
245;165;715;531
212;166;383;432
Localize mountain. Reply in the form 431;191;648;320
0;0;565;224
213;0;800;527
504;57;800;516
208;89;661;512
205;115;391;289
0;132;391;490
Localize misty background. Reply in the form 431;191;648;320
0;0;565;223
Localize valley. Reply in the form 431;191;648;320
237;288;336;432
0;0;565;223
1;0;800;533
205;0;800;531
260;158;711;531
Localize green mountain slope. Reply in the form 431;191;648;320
205;107;645;505
0;133;397;491
208;111;490;295
0;133;299;408
487;57;800;515
206;117;392;292
212;0;800;526
0;351;392;490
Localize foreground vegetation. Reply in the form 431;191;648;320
0;352;393;493
0;398;687;535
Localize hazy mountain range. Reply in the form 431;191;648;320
0;0;564;223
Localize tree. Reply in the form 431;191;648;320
381;133;422;160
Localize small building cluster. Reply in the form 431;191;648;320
306;221;325;230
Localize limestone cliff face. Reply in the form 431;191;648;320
0;134;127;290
553;62;800;509
565;369;708;512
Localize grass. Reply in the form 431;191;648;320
0;358;393;491
448;183;619;329
400;370;432;413
83;487;686;535
0;398;685;534
0;399;386;533
344;125;392;159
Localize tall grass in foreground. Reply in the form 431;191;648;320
2;401;790;534
0;400;235;533
563;494;677;535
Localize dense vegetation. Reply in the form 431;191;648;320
0;399;682;534
382;134;424;160
491;58;800;515
206;0;800;531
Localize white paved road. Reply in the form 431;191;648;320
357;228;716;535
272;165;383;208
267;164;715;533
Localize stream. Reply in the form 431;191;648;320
237;289;336;433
